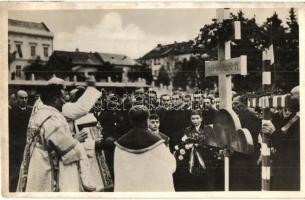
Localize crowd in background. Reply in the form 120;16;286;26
8;81;300;192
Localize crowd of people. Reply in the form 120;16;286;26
8;77;300;192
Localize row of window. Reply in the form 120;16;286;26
9;43;49;58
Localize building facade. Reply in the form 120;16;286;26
96;52;143;82
45;50;104;81
139;40;197;84
33;49;146;83
8;19;54;80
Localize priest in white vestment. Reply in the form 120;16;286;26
114;105;176;192
17;82;95;192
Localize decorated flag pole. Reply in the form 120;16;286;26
261;44;274;191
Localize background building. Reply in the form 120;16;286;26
8;19;54;80
140;41;195;80
25;49;150;84
96;52;143;83
44;49;104;81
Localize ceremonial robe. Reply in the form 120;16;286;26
114;127;176;191
62;86;101;126
17;105;88;192
75;113;113;191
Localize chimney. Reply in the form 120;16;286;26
75;48;79;52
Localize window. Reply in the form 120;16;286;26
31;46;36;57
43;47;49;57
16;44;23;58
8;44;10;53
16;65;21;77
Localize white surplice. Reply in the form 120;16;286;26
18;86;101;192
62;86;101;121
114;143;176;192
75;113;113;191
23;105;87;192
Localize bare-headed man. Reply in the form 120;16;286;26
114;105;176;191
9;90;32;192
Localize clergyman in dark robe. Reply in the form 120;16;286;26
9;90;32;192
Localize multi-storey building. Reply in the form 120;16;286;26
8;19;54;80
139;40;196;81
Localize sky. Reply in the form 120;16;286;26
9;8;295;59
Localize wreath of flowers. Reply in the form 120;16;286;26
174;131;224;175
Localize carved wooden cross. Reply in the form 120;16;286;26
205;8;247;110
204;8;251;191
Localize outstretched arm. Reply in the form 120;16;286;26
62;87;101;120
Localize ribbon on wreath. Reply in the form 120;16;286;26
189;146;207;175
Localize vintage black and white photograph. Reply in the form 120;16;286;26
2;2;303;197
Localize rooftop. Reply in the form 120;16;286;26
96;52;141;66
8;19;54;38
51;50;103;66
141;40;196;60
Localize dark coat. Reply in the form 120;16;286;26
9;105;32;192
271;113;300;191
229;108;261;191
158;109;191;152
201;108;217;125
96;108;129;180
174;124;223;191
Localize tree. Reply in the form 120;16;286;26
192;9;299;93
287;8;298;37
127;63;153;84
230;10;264;92
283;8;299;90
23;56;46;80
173;56;216;90
261;10;298;92
194;10;264;93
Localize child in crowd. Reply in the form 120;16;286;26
174;110;223;191
148;114;170;146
